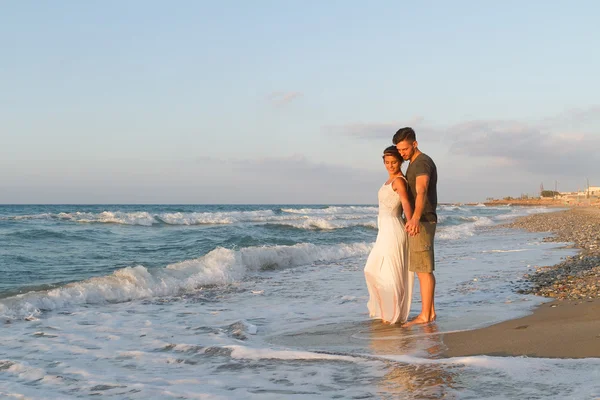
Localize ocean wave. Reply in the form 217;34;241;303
225;345;358;362
437;215;486;226
0;242;372;319
438;205;468;212
4;209;379;226
281;206;377;215
11;211;160;226
437;216;495;240
267;218;377;230
2;213;55;221
493;207;561;221
156;210;290;225
482;249;530;253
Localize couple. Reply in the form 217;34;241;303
364;127;438;326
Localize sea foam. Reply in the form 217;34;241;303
0;242;372;319
5;207;379;227
437;216;495;240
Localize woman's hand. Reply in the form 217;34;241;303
405;217;420;236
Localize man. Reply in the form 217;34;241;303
393;127;438;326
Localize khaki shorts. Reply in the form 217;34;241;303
408;222;436;273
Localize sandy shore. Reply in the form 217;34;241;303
442;207;600;358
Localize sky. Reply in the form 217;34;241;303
1;1;599;204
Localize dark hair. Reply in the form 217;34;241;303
382;145;402;162
392;127;416;144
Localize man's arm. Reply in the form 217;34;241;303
405;174;429;236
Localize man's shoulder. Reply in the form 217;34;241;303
413;153;436;168
419;153;435;165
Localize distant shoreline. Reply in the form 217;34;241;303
446;199;576;207
482;199;564;207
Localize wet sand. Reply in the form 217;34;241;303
442;206;600;358
442;299;600;358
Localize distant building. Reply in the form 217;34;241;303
557;185;600;202
571;186;600;196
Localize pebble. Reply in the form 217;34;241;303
505;207;600;300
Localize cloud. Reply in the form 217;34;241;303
327;106;600;199
334;106;600;179
326;116;444;142
267;91;303;106
432;107;600;198
446;118;600;176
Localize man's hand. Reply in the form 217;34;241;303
405;217;420;236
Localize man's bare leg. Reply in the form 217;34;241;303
430;273;436;321
405;272;436;326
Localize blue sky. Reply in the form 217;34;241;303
2;1;599;203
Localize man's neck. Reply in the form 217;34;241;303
410;149;422;163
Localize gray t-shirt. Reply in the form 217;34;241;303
406;153;438;223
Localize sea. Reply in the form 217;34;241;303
1;204;599;399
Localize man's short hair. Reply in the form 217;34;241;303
393;127;416;144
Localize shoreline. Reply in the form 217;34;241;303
441;206;600;359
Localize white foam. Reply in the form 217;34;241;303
60;211;157;226
0;242;372;319
276;218;377;230
281;206;377;215
5;208;379;227
493;207;562;221
438;205;467;212
171;343;205;353
437;216;494;240
372;353;600;369
483;249;530;253
157;210;284;225
0;392;29;400
11;213;54;221
2;361;47;382
225;345;357;362
158;212;234;225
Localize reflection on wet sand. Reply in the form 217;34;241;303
364;321;457;399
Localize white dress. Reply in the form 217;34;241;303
364;177;413;324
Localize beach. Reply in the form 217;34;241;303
443;207;600;358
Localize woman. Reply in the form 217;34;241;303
364;146;414;324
